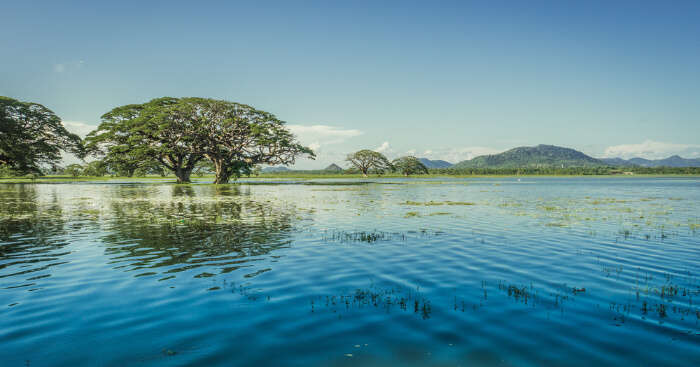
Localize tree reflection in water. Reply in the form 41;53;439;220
101;184;299;279
0;184;69;289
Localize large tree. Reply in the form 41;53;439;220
86;97;313;184
346;149;393;177
86;98;205;183
392;156;429;176
0;96;83;173
175;98;314;184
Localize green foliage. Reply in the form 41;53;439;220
64;164;84;177
82;161;108;177
392;156;428;176
175;98;314;183
0;164;17;178
86;97;314;184
346;150;392;176
0;96;82;174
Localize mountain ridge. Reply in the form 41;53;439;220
418;158;453;169
452;145;603;169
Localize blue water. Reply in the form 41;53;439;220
1;177;699;366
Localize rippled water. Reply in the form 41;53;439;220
1;177;699;366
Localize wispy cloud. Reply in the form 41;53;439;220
287;124;363;149
603;140;700;159
285;124;364;168
53;60;85;73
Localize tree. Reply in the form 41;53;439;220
392;156;428;176
0;96;83;174
176;98;314;184
64;163;83;177
346;149;392;177
86;97;313;184
82;160;108;177
84;104;145;177
86;98;205;183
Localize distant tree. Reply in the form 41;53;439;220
82;160;108;177
193;160;214;178
64;163;83;177
0;164;17;177
0;96;83;174
346;150;393;177
392;156;428;176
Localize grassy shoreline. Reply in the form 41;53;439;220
1;173;699;184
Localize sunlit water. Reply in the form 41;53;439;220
1;177;699;366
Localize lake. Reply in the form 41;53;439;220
1;177;699;366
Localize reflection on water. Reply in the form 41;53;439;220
103;185;297;279
0;185;70;288
1;178;699;366
0;184;299;289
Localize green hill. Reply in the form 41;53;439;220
453;145;604;169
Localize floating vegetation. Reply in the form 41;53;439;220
322;229;441;243
404;211;420;218
310;284;432;320
402;201;475;206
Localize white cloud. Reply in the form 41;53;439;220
422;146;503;163
284;124;364;169
375;141;390;153
603;140;700;159
62;120;97;138
287;124;363;144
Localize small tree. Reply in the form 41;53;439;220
0;164;17;178
346;150;392;177
64;164;83;177
82;160;108;177
392;156;428;176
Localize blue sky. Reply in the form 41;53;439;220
2;0;700;167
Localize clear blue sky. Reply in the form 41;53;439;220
2;0;699;167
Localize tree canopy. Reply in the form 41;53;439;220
176;98;314;184
346;150;392;177
0;96;83;173
85;97;313;183
392;156;428;176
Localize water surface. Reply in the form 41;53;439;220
1;177;699;366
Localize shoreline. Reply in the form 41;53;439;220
1;173;699;184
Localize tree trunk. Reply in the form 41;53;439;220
174;166;192;183
213;159;231;184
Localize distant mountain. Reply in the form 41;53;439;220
601;155;700;167
418;158;453;169
261;166;290;173
600;158;631;166
324;163;343;171
453;145;603;169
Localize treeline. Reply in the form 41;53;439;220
258;166;700;176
